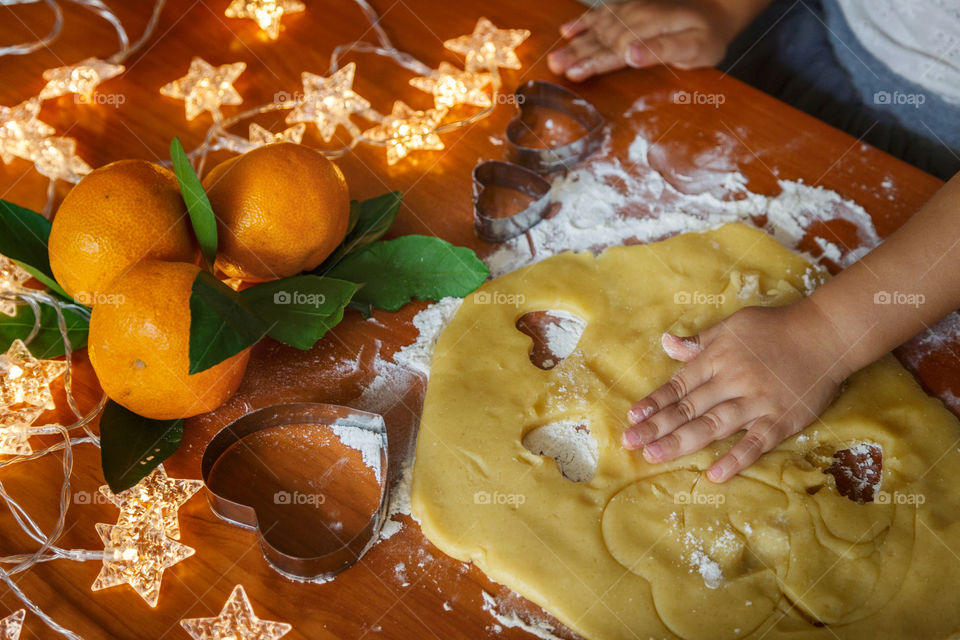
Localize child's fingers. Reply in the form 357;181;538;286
624;379;728;446
560;9;602;39
600;5;681;51
707;419;781;482
547;33;604;74
585;6;627;47
627;29;719;69
623;380;733;449
565;48;626;81
640;399;747;462
627;356;712;424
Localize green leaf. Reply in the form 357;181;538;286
170;138;217;268
327;235;489;312
100;401;184;492
0;199;71;300
0;303;88;358
241;276;359;349
316;191;402;272
188;271;265;374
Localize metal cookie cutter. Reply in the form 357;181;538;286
201;402;389;582
473;160;554;243
506;80;605;174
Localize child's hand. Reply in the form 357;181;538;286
622;303;851;482
548;1;734;82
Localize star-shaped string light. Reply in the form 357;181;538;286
92;506;195;607
0;340;64;457
0;609;24;640
248;122;305;147
180;585;292;640
443;17;530;72
0;99;90;182
285;62;376;142
409;62;493;110
39;57;125;102
0;98;55;165
0;256;31;318
160;57;246;121
362;101;446;165
0;408;43;456
0;339;66;410
98;465;204;540
225;0;305;40
32;136;92;182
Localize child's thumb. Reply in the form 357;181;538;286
661;332;703;362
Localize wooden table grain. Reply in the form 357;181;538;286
0;1;956;639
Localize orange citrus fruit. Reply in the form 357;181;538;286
202;142;350;282
48;159;195;304
88;260;250;420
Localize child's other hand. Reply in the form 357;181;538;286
621;304;851;482
548;1;733;82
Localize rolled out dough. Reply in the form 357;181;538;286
411;223;960;640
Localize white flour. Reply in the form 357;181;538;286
481;591;563;640
330;424;383;483
834;442;883;498
378;459;413;540
486;132;880;278
903;312;960;368
391;297;463;377
680;529;724;590
541;311;586;363
900;310;960;414
522;419;598;482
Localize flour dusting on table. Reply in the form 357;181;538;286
903;311;960;381
481;591;563;640
392;297;463;377
379;459;414;540
330;424;383;482
486;131;881;277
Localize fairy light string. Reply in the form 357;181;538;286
2;0;529;205
182;4;529;170
0;0;530;636
0;0;170;195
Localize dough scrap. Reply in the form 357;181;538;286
411;223;960;640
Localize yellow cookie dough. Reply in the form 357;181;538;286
411;223;960;640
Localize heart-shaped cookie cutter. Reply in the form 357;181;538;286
506;80;605;173
473;160;554;243
201;402;389;582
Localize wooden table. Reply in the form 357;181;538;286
0;1;957;638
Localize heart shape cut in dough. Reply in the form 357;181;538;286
515;309;587;370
